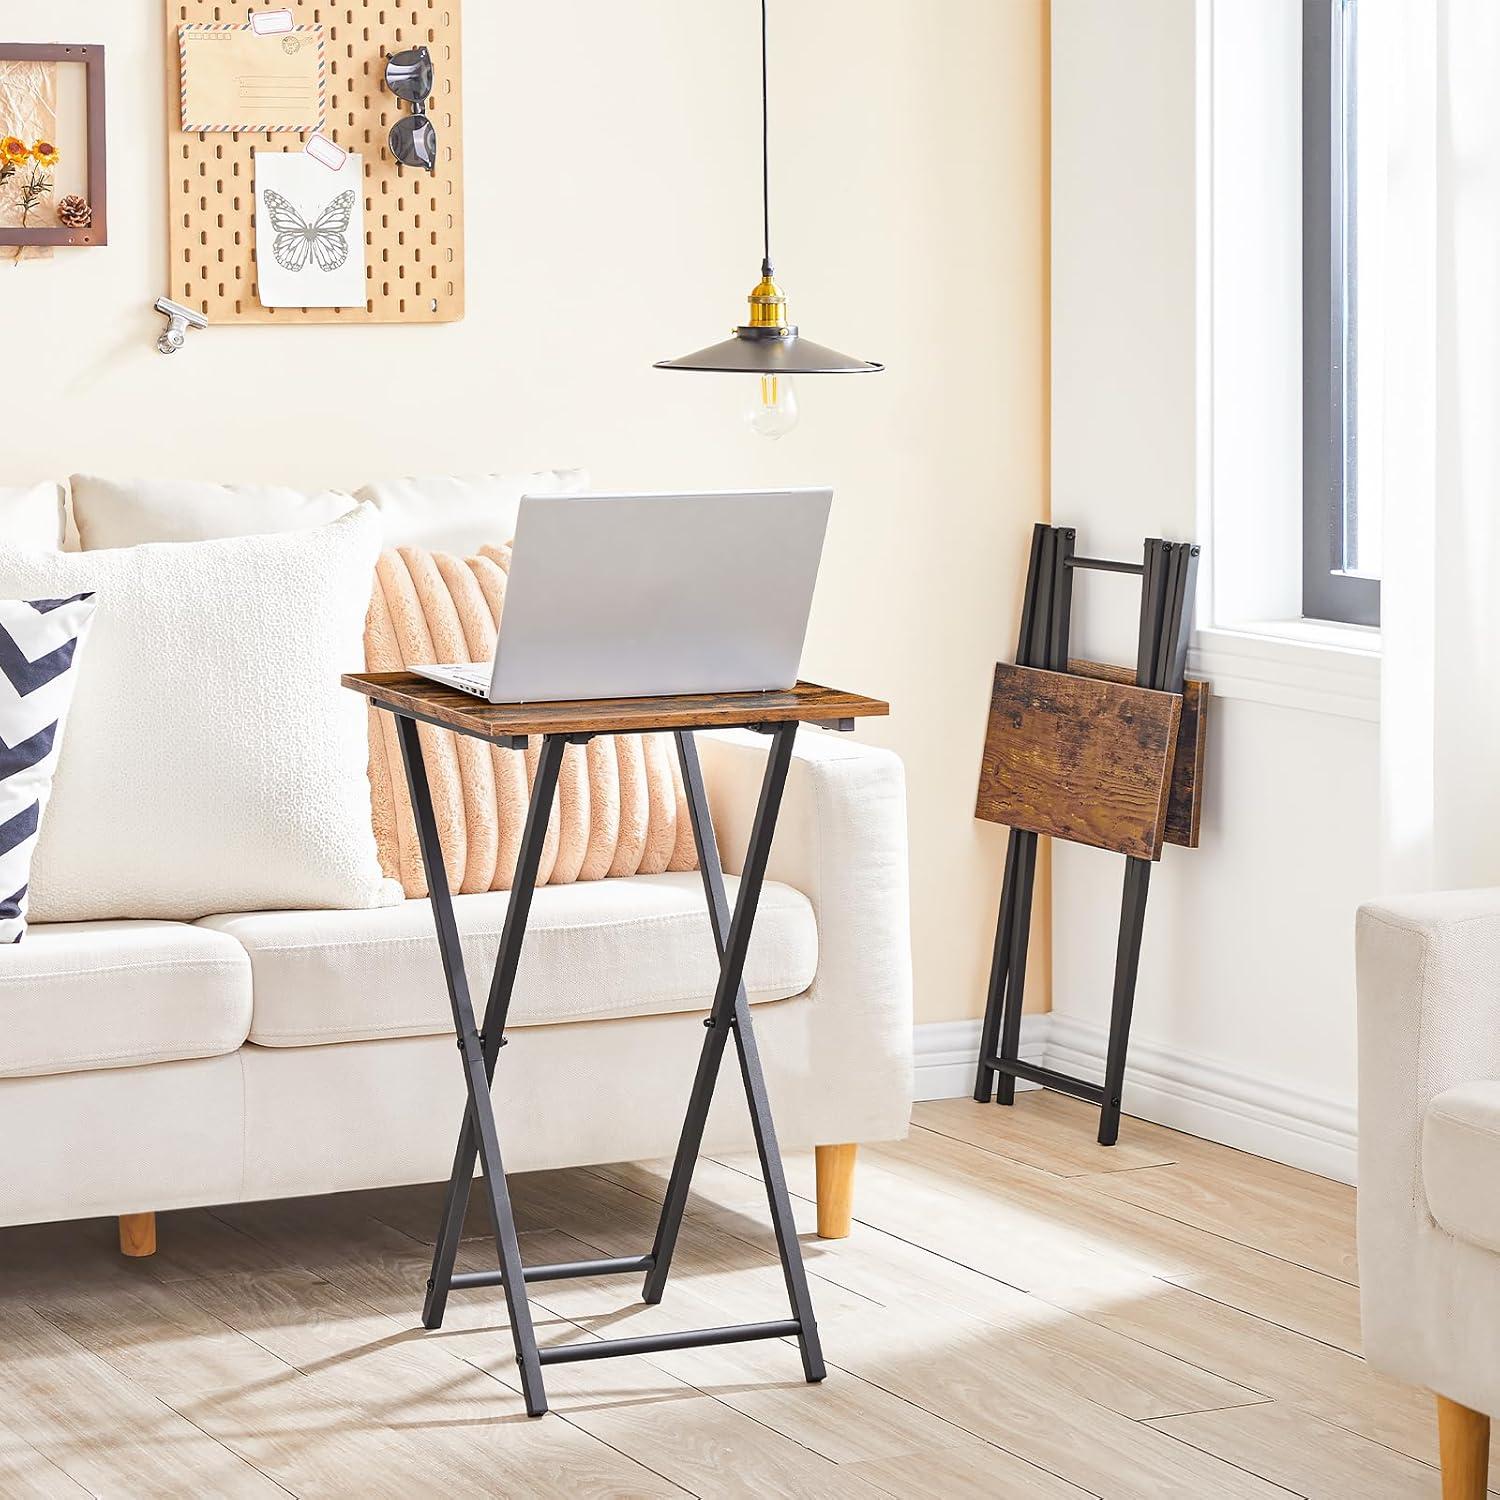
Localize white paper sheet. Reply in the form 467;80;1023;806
253;149;365;309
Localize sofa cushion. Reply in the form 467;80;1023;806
70;474;357;550
1;482;65;549
0;919;252;1078
199;871;818;1046
353;469;587;554
0;508;399;922
365;544;693;898
0;593;96;943
1424;1082;1500;1254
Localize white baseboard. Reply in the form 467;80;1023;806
912;1016;1046;1103
911;1012;1358;1184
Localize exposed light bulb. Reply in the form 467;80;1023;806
745;373;798;439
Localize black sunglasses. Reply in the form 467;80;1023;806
385;46;438;173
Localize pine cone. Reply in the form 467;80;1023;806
56;194;91;228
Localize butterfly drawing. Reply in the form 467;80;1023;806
262;188;357;274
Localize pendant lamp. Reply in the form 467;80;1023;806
654;0;883;438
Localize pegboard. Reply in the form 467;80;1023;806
165;0;464;323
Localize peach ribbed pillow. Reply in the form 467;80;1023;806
364;544;697;896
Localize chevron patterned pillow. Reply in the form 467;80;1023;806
0;594;96;943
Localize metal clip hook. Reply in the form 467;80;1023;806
153;296;207;355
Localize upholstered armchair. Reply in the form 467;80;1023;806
1358;891;1500;1499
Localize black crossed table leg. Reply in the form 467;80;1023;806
392;713;827;1417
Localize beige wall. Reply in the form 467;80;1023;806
5;1;1049;1025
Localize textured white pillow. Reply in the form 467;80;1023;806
354;468;588;553
0;507;399;921
71;474;357;550
1;483;66;549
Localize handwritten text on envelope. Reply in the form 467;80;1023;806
179;25;325;134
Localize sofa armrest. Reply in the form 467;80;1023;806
696;728;913;1143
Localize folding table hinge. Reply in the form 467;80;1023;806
458;1030;505;1052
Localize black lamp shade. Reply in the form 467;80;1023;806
655;332;882;375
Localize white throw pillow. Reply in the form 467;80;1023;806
0;483;66;549
0;507;399;921
71;474;357;550
354;468;588;553
0;593;95;942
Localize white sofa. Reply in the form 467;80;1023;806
0;472;913;1256
0;726;913;1251
1357;890;1500;1498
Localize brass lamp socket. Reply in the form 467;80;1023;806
743;272;793;333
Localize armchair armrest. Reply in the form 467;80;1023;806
696;728;913;1144
1358;889;1500;1204
1358;891;1500;1361
1359;892;1500;1498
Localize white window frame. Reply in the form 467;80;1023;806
1191;0;1378;719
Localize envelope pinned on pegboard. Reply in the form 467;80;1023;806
178;23;325;134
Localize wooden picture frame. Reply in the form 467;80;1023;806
0;43;107;247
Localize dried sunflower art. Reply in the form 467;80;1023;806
0;134;59;225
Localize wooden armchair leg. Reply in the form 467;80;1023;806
118;1212;156;1258
1437;1394;1490;1500
815;1144;857;1239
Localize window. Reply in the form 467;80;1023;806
1303;0;1378;625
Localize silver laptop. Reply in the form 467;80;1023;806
412;487;833;703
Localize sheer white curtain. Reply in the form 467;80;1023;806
1369;1;1500;892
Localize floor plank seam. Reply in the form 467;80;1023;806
823;1212;1040;1302
1153;1273;1363;1357
1138;1416;1309;1498
906;1119;1182;1181
552;1409;697;1498
365;1203;487;1253
168;1272;399;1389
819;1355;1105;1496
1031;1281;1353;1404
897;1123;1358;1291
1140;1397;1277;1422
0;1413;94;1498
1063;1185;1359;1288
154;1390;299;1498
1148;1398;1458;1490
1277;1398;1458;1478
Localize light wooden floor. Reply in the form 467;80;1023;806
0;1093;1484;1498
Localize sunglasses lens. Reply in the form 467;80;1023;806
388;114;438;170
385;47;434;104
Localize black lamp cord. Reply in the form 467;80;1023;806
761;0;773;278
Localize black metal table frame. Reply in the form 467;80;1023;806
386;706;834;1417
973;524;1199;1146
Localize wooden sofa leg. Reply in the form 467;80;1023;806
815;1144;857;1239
118;1212;157;1258
1437;1394;1490;1500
